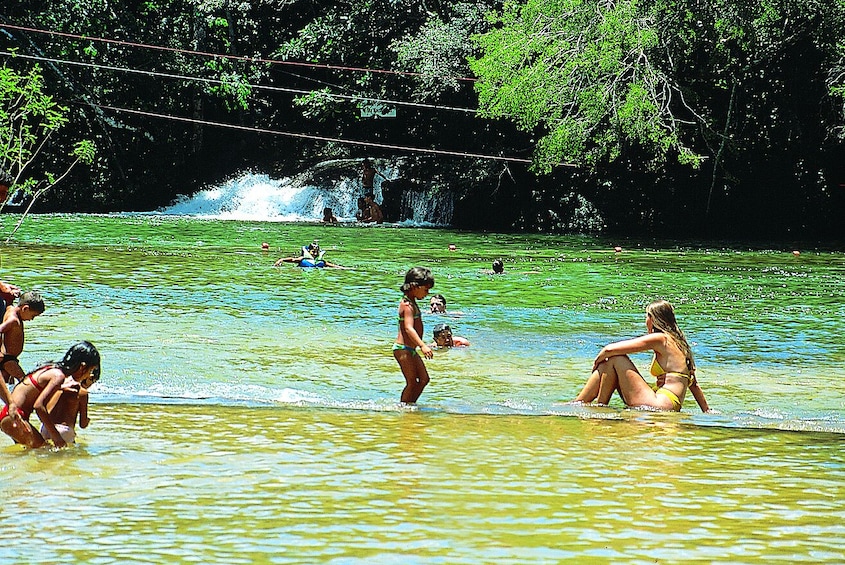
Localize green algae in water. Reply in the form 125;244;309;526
0;214;843;563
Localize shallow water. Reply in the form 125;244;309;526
1;214;844;563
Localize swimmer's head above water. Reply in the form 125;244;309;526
432;323;453;347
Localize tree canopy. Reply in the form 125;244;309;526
0;0;843;238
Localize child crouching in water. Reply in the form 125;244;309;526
41;362;97;446
0;341;101;448
393;267;435;404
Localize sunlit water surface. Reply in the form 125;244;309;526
1;214;843;564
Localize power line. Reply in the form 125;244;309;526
0;23;479;84
91;103;554;166
0;51;478;114
2;24;576;167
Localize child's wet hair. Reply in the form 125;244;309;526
57;341;101;378
492;259;504;273
432;323;451;337
19;290;45;313
400;267;434;293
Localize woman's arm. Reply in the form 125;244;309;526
689;381;711;413
593;333;665;370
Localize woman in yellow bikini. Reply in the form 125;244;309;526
573;300;711;412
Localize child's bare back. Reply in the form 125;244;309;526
41;378;89;445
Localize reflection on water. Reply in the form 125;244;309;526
0;215;844;563
1;406;843;564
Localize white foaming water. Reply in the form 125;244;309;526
159;172;365;222
157;163;454;225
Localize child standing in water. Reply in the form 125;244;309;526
0;291;45;385
393;267;435;404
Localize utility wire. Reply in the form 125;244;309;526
92;103;556;166
0;51;478;114
2;24;577;167
0;23;478;83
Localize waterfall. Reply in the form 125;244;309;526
158;160;454;225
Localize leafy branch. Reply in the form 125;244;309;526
0;62;97;241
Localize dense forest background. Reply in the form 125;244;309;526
1;0;844;239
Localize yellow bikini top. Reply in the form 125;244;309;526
650;356;695;384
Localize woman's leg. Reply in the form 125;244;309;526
575;355;641;406
574;355;634;404
574;371;602;403
598;357;675;409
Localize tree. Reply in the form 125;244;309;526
469;0;845;235
0;62;95;240
469;0;703;174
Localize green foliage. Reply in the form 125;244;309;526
2;0;843;236
292;88;347;121
0;64;69;172
0;62;97;237
0;62;94;207
391;3;490;98
470;0;702;173
204;59;253;111
73;139;97;164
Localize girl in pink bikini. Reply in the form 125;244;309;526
573;300;710;412
0;341;101;448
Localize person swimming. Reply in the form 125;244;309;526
431;323;470;348
299;241;325;267
273;241;347;269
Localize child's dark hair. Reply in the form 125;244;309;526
432;323;451;337
19;290;45;313
57;341;101;378
492;259;504;274
400;267;434;294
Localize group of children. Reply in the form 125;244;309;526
393;267;710;412
355;194;384;224
0;282;102;449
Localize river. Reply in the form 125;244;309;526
0;209;843;563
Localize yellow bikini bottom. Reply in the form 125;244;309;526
655;387;681;410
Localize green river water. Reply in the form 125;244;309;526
0;214;843;564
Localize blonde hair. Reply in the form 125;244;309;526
646;300;695;373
